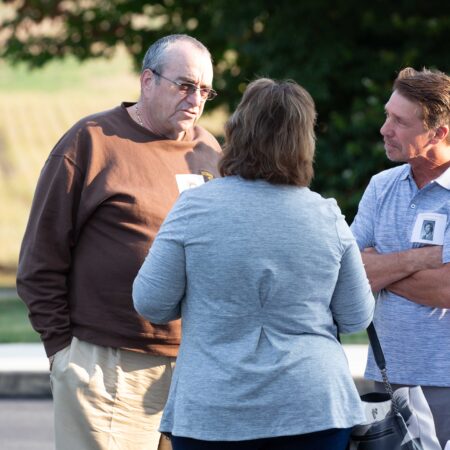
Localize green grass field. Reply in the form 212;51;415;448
0;297;40;343
0;295;367;344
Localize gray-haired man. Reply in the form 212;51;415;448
17;34;221;450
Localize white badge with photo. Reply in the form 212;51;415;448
176;174;205;193
411;212;447;245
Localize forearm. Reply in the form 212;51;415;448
388;265;450;308
361;246;442;292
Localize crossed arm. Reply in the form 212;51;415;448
361;246;450;308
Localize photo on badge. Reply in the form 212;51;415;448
411;212;446;245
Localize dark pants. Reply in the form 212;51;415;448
170;428;352;450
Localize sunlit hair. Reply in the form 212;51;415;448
141;34;212;73
394;67;450;142
219;78;316;186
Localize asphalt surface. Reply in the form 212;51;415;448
0;398;53;449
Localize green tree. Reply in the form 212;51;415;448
2;0;449;220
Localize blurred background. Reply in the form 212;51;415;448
0;0;449;344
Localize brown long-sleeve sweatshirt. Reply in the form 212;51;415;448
17;103;222;357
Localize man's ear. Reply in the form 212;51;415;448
140;69;153;90
431;125;449;144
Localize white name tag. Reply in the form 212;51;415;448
175;174;205;193
411;212;447;245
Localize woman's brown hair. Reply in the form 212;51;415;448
219;78;317;186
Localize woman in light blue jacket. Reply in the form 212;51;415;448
133;78;374;450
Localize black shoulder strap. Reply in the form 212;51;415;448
337;321;395;401
367;322;386;371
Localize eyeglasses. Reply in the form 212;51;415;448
152;70;218;101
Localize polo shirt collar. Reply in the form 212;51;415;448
435;166;450;190
400;164;412;181
402;164;450;190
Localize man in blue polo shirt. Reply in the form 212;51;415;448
351;67;450;448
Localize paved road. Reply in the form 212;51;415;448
0;398;53;449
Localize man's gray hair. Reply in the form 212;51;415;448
141;34;212;73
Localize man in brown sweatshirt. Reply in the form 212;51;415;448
17;34;221;450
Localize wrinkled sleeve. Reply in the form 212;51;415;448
133;195;188;324
331;214;375;334
16;147;83;357
350;178;377;250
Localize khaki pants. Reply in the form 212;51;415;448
50;337;175;450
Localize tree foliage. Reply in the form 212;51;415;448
2;0;450;220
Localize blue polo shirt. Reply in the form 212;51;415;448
351;164;450;386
